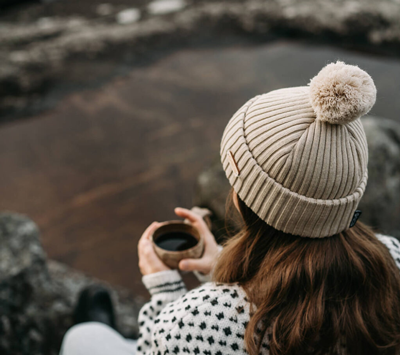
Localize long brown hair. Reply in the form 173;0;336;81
213;189;400;355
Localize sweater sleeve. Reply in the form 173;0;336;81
136;270;187;355
376;233;400;269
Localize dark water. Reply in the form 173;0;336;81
155;232;198;251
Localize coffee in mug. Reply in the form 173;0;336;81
151;220;204;269
154;231;198;251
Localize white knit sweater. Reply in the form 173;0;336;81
136;234;400;355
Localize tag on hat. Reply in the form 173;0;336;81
349;210;362;228
227;150;240;177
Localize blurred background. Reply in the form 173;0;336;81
1;0;400;353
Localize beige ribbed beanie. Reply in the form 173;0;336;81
220;61;376;238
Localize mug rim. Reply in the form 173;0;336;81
151;220;202;254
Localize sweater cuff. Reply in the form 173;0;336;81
142;270;185;296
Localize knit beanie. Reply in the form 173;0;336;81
220;61;376;238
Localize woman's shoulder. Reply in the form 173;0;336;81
375;233;400;268
154;282;251;353
154;282;250;329
160;281;249;316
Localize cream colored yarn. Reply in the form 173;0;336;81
309;61;376;125
220;61;376;238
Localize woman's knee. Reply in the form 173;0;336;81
60;322;118;355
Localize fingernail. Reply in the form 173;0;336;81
180;261;187;270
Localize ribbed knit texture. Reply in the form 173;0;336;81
220;86;368;238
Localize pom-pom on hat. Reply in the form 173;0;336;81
309;61;376;124
220;61;375;238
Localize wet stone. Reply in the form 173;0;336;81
147;0;186;15
0;213;144;355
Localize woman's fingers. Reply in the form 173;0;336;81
138;240;170;274
179;257;211;274
138;221;170;275
175;208;207;229
139;222;159;243
174;207;199;222
175;207;218;248
141;239;160;262
138;222;159;255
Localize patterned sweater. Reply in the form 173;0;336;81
136;234;400;355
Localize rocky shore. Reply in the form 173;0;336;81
0;213;144;355
2;0;400;119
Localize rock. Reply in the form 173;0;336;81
96;4;114;17
3;0;400;119
194;115;400;239
147;0;187;15
0;213;144;355
194;158;235;241
116;9;141;25
36;17;58;31
359;116;400;238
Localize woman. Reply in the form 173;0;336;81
61;61;400;355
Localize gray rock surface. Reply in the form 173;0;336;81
0;213;144;355
116;8;141;24
194;115;400;239
194;158;235;241
360;116;400;238
147;0;186;15
2;0;400;118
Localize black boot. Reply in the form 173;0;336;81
73;284;116;329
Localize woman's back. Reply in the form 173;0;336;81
136;232;400;355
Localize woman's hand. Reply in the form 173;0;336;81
175;207;220;275
138;222;170;276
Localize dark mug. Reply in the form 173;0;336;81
151;207;211;269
